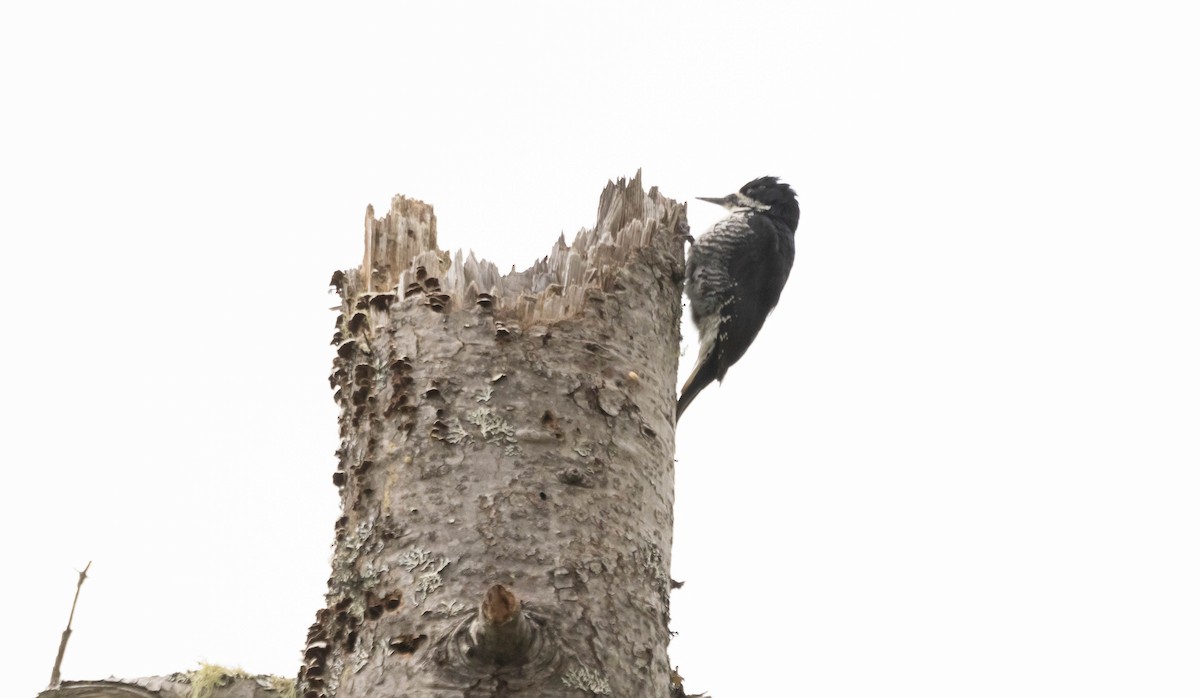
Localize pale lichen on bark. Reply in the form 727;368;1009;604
304;172;689;697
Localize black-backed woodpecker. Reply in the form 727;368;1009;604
677;176;799;418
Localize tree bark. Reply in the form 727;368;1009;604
302;173;689;697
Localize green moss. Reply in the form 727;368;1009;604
185;662;295;698
189;663;251;698
267;676;298;698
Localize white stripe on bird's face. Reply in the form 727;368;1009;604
734;192;771;211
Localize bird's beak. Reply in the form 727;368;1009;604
697;193;737;209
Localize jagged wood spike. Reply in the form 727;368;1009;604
338;172;684;326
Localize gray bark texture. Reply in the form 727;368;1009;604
38;673;292;698
302;173;689;697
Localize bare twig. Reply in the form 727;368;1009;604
49;561;91;687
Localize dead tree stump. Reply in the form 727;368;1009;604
303;172;689;697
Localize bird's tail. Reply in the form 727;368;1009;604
677;354;719;419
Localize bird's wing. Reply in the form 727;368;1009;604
712;216;794;379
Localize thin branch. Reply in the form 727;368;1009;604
49;561;91;687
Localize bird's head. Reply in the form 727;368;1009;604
698;176;799;228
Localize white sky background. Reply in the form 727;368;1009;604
3;2;1198;696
